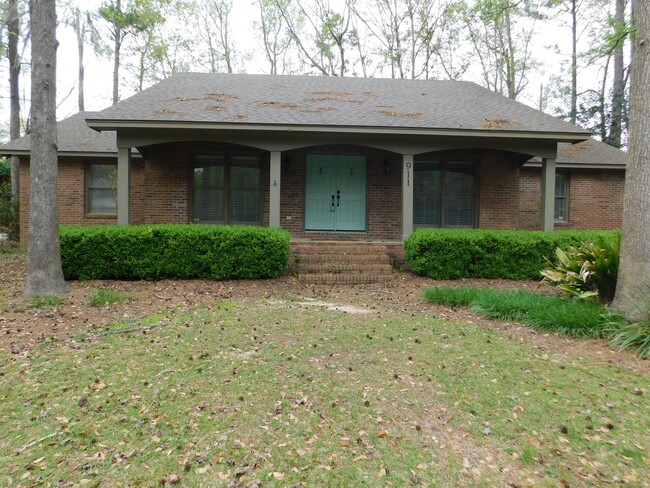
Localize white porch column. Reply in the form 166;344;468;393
540;157;556;231
402;154;414;241
117;146;132;225
269;151;281;228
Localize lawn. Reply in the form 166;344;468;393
1;294;649;487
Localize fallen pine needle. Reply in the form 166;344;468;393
90;321;169;338
16;431;63;454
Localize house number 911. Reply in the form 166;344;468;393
406;162;412;187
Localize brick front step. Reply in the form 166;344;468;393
297;263;393;274
297;273;391;285
291;240;396;285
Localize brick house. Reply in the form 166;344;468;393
1;73;626;248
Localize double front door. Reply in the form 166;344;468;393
305;155;367;231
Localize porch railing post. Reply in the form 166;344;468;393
541;157;556;231
402;154;414;241
117;146;131;225
270;151;281;228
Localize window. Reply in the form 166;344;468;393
192;155;262;224
554;173;568;222
87;162;117;214
414;161;476;228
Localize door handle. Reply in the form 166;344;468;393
337;190;340;207
331;194;335;212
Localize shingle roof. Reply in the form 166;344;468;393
526;139;627;168
87;73;590;138
0;111;119;156
557;139;626;166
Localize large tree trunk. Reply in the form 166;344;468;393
25;0;68;297
8;0;21;205
612;0;649;321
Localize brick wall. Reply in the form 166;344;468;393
17;145;624;246
19;156;145;246
518;167;625;230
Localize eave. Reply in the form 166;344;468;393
85;119;591;144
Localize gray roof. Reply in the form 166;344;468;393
527;139;627;168
0;111;120;157
87;73;590;139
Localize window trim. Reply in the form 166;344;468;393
85;160;118;216
190;153;263;226
554;172;569;223
413;159;478;229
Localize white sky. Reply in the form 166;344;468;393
0;0;617;139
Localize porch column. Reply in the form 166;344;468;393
269;151;281;228
117;146;131;225
540;157;556;231
402;154;414;241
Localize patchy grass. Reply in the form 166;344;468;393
1;299;649;487
89;288;128;307
31;295;65;308
425;287;609;337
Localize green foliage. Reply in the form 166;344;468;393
605;287;650;359
99;0;165;34
32;295;64;308
424;286;609;337
0;159;19;241
607;319;650;359
0;158;10;180
541;234;620;303
60;224;291;281
89;288;127;307
405;229;619;280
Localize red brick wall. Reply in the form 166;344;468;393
19;156;145;246
477;156;521;229
17;146;624;246
518;167;625;230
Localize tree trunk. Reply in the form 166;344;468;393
570;0;577;124
8;0;21;203
113;0;122;104
25;0;69;297
76;8;85;111
607;0;626;148
612;0;650;321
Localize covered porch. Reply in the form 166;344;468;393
111;126;562;241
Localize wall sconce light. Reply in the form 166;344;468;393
383;157;391;176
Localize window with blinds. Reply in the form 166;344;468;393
87;162;117;214
413;161;476;228
192;156;262;224
554;173;568;222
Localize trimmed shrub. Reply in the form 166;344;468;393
60;224;291;280
405;229;620;280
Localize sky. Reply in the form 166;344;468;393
0;0;618;141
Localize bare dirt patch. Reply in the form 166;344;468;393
1;255;648;375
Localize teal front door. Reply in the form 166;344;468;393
305;155;367;231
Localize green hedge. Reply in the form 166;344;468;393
405;229;621;280
60;224;291;280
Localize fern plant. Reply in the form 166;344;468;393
541;234;620;304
